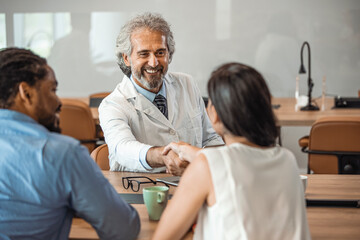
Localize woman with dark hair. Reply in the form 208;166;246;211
153;63;310;240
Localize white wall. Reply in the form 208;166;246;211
1;0;359;172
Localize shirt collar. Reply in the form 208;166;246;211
0;109;37;123
130;75;167;102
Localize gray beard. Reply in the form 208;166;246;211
132;69;165;90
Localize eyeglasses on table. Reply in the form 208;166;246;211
122;176;169;192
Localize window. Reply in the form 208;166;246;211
13;12;71;58
0;14;5;48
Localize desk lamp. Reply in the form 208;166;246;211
299;41;319;111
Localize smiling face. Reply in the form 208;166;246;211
33;66;62;132
123;28;169;93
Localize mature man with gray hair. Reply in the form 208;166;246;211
99;12;223;175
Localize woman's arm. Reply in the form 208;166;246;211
152;153;213;240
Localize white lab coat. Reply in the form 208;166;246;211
99;72;223;172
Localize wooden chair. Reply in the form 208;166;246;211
90;144;110;170
299;116;360;174
89;92;111;99
59;98;98;153
89;92;111;108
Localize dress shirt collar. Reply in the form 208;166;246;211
130;75;167;102
0;109;49;137
0;109;37;123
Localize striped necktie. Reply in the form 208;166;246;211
153;94;168;119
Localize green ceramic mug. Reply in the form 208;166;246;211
143;186;169;221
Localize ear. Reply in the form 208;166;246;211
18;82;35;105
207;100;220;124
210;105;221;125
122;53;131;67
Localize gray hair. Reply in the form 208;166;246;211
115;12;175;77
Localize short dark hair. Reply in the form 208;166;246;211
207;62;278;146
0;47;48;108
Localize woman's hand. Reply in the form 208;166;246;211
162;141;201;163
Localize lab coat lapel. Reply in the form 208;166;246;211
135;95;173;128
120;76;172;129
165;74;176;123
119;75;138;99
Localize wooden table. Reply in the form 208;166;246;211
69;171;192;240
70;205;170;240
69;172;360;240
272;97;360;126
305;174;360;240
75;97;360;127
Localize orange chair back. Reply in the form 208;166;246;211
89;92;111;99
89;92;111;108
308;116;360;173
91;144;110;170
59;98;97;153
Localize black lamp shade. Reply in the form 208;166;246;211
299;64;306;74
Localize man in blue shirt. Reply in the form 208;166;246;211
0;48;140;239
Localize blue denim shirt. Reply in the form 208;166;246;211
0;109;140;240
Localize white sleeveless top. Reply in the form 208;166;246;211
194;143;311;240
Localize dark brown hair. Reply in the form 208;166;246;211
0;47;48;108
207;62;278;146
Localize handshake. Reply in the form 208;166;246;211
158;142;201;176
